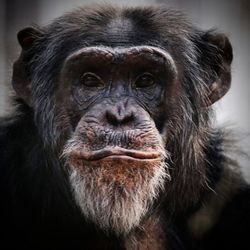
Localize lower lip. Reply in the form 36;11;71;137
71;147;161;161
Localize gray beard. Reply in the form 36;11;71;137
69;161;168;235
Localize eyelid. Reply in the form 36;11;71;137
81;72;101;80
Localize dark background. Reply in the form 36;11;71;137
0;0;249;178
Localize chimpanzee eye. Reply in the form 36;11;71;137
80;72;104;88
134;73;156;88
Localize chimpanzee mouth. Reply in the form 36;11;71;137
71;146;162;161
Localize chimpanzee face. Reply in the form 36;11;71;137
60;46;177;234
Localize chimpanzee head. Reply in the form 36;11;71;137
12;5;232;234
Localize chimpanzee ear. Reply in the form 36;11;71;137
200;32;233;106
17;27;43;50
12;27;43;105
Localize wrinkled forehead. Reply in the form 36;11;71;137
64;46;177;72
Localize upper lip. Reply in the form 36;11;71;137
71;146;161;161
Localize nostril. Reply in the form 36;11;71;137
106;111;119;126
105;109;135;126
122;113;134;124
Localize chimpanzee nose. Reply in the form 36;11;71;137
105;101;135;126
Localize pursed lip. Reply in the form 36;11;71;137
71;146;161;161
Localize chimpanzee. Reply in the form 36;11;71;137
0;4;249;250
